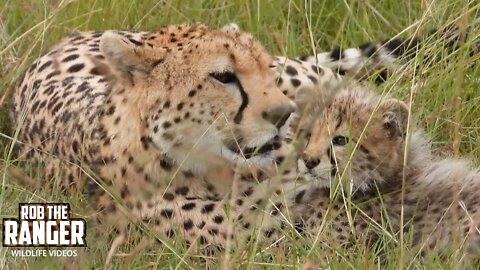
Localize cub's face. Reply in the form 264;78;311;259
100;24;295;171
300;88;409;193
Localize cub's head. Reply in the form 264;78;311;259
300;87;410;193
99;24;295;171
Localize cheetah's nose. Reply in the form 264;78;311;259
262;102;295;129
302;154;320;170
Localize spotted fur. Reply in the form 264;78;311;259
10;23;342;254
296;87;480;255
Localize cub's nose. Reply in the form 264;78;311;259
302;154;320;170
262;102;295;128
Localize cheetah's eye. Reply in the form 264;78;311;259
210;71;238;84
332;135;349;146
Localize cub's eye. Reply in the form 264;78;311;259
210;71;237;84
332;135;349;146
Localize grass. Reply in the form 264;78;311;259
1;0;480;269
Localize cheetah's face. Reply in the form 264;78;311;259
100;24;295;171
300;88;409;193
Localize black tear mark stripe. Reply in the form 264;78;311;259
327;148;335;165
233;76;249;124
327;147;337;177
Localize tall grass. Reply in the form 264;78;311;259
1;0;480;269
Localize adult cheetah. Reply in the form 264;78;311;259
11;23;307;252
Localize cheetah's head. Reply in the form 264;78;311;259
300;87;410;193
99;24;295;173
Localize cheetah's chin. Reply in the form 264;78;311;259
217;137;282;168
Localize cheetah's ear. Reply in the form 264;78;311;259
378;98;410;139
221;23;240;32
99;32;153;79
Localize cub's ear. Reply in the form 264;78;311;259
378;98;409;138
294;87;316;114
295;85;336;115
99;32;154;79
293;86;336;136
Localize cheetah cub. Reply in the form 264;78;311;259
297;86;480;255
